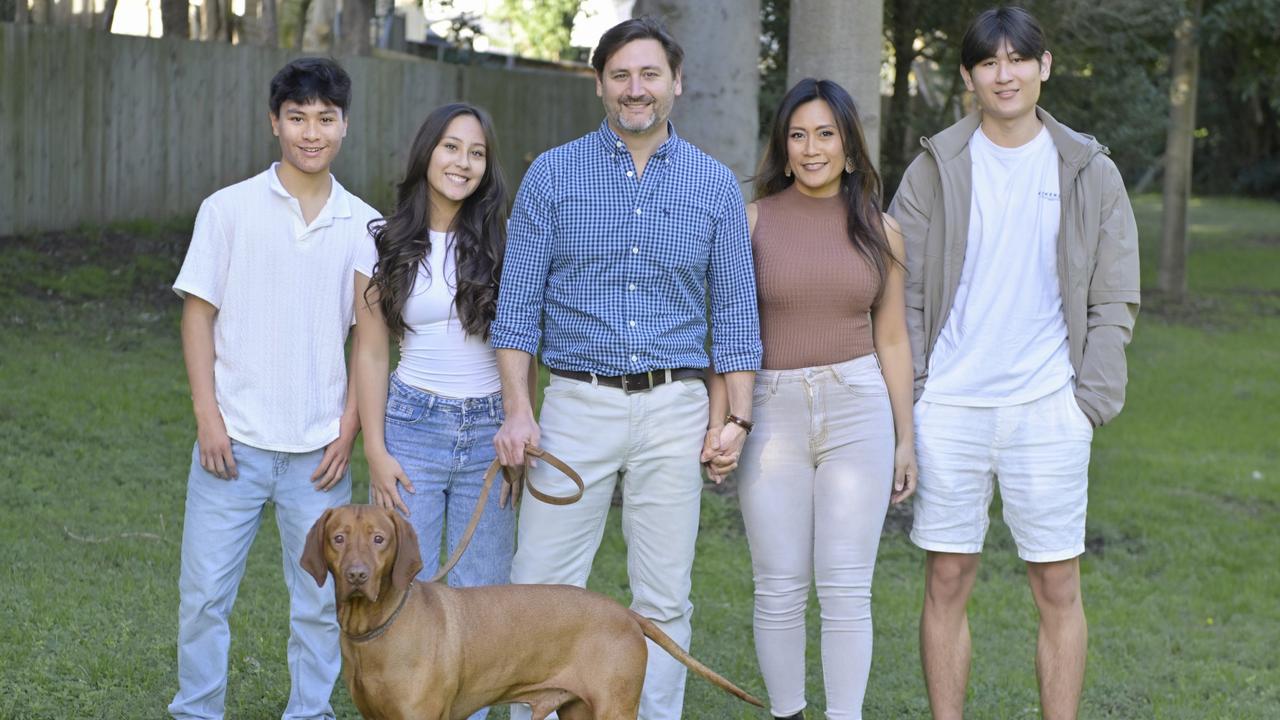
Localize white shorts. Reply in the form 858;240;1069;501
910;382;1093;563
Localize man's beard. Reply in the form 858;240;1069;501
614;95;662;133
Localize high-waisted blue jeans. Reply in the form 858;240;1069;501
381;373;514;589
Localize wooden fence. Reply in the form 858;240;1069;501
0;23;601;235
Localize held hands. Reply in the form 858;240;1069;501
368;450;415;515
701;423;747;485
891;441;918;505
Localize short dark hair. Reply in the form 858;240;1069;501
960;6;1047;71
590;16;684;77
269;57;352;116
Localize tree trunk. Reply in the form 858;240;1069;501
101;0;117;30
632;0;761;195
161;0;189;38
1158;0;1202;302
787;0;885;170
303;0;335;51
199;0;222;40
337;0;372;55
261;0;278;46
884;0;917;200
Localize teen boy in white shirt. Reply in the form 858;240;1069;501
890;7;1140;719
168;57;379;720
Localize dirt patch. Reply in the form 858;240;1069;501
1;224;192;307
1085;528;1146;558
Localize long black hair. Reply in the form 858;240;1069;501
754;78;899;302
366;103;508;340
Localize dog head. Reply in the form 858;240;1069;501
300;505;423;603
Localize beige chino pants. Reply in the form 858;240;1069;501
509;373;708;720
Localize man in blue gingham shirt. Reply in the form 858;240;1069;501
491;17;760;720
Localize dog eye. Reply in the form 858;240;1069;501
373;535;385;545
333;534;345;545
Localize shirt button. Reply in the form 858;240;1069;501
626;170;634;178
631;246;639;254
629;320;636;327
628;283;636;291
634;208;642;215
616;141;623;148
631;354;638;362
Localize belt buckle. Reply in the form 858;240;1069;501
620;370;655;394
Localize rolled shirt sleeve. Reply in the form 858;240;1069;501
491;154;555;356
707;172;762;373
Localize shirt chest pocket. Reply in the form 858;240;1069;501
654;201;713;270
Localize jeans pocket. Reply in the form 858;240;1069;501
385;395;425;424
835;360;888;398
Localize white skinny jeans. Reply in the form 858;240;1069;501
737;355;894;720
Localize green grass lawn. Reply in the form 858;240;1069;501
1;195;1277;718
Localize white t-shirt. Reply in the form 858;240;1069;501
174;164;379;452
922;125;1074;407
356;230;500;398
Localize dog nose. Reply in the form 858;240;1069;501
346;565;369;585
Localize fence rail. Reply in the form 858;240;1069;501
0;23;600;235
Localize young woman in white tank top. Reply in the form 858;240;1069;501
352;109;527;720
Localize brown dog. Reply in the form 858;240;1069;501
300;504;762;719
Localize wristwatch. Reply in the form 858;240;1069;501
724;413;754;434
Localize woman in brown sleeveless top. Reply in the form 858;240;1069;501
705;79;917;720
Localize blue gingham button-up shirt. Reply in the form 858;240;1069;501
491;120;762;375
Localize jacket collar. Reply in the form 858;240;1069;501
923;106;1106;174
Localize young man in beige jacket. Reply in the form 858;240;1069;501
888;7;1139;719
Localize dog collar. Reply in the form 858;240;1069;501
345;580;415;643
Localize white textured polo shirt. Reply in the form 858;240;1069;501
174;164;379;452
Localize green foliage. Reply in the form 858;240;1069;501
497;0;583;62
1196;0;1280;198
881;0;1180;193
2;199;1279;716
880;0;1280;199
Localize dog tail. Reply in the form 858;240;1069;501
632;612;764;707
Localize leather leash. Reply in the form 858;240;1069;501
427;443;583;584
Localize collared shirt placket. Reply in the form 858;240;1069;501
615;140;667;374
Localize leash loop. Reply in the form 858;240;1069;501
428;444;583;584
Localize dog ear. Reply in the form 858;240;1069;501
300;508;334;587
390;510;424;590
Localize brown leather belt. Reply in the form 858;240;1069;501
549;367;705;394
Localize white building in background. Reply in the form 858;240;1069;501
408;0;631;56
101;0;634;57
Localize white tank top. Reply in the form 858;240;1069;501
367;230;500;398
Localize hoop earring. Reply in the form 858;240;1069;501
845;157;856;174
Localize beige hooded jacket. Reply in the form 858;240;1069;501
888;107;1140;426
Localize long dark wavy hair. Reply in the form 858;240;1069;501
366;103;508;340
753;78;899;302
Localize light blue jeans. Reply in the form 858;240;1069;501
170;439;351;720
382;374;515;720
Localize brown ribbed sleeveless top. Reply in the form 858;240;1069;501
752;184;880;370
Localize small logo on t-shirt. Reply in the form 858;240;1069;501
1039;191;1060;201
